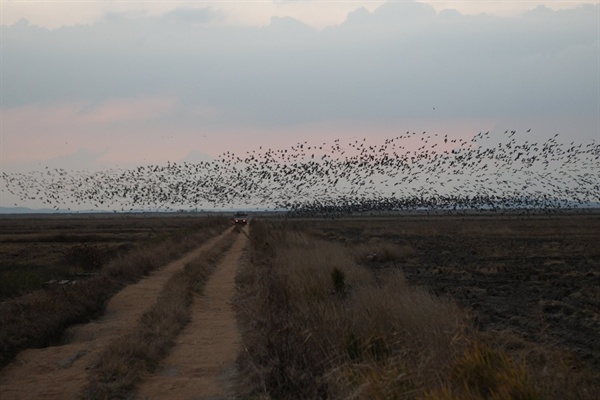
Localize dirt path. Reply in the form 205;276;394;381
135;227;248;400
0;229;231;400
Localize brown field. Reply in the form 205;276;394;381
304;213;600;369
1;212;599;399
236;213;600;399
0;213;229;299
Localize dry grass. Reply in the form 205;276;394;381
235;220;487;399
0;216;230;370
234;217;599;399
424;343;539;400
476;330;600;400
82;229;238;400
0;214;224;299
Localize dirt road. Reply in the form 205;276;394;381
135;227;247;400
0;228;235;400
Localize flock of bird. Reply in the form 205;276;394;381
2;130;599;216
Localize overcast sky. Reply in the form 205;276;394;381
1;0;599;177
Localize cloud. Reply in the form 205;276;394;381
1;1;598;153
182;150;215;164
75;97;177;124
1;148;109;173
2;97;177;136
162;7;224;25
1;97;182;167
39;148;109;170
372;1;437;24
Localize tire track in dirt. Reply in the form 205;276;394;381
0;229;231;400
135;227;248;400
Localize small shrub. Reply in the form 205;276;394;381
64;244;111;271
331;267;346;296
329;358;415;400
353;242;416;265
367;336;390;363
345;332;363;361
0;269;46;299
249;219;277;261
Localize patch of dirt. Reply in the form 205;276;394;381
405;241;598;368
0;230;230;400
135;228;248;400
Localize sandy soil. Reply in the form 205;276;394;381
0;229;231;400
135;227;248;400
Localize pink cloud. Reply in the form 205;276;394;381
1;97;497;171
75;97;178;125
1;97;177;163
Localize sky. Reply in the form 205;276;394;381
1;1;599;208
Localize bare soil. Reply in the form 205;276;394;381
0;229;231;400
404;230;600;368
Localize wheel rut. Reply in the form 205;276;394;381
135;227;248;400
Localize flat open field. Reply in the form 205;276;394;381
1;212;599;398
297;212;600;371
3;211;598;369
0;213;228;300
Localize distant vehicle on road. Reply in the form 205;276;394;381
233;212;248;225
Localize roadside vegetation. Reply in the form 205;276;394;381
0;215;230;369
0;214;222;300
235;218;599;399
82;229;238;399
